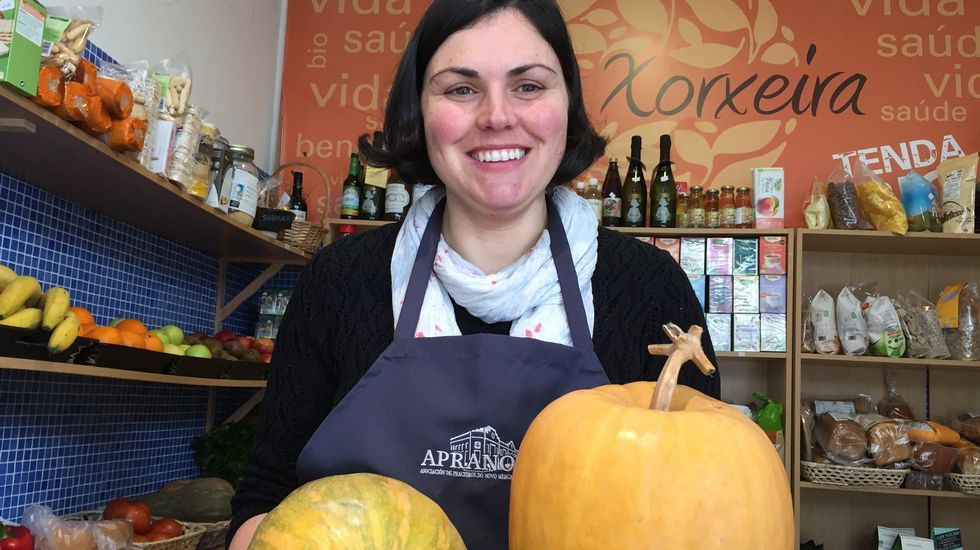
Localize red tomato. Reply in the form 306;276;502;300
148;518;183;539
102;497;152;535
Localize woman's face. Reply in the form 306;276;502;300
421;9;569;219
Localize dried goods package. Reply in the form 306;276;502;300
732;238;758;275
803;178;831;229
761;313;786;352
937;153;978;233
837;286;869;355
707;276;733;313
810;289;840;354
937;283;979;361
733;275;759;313
855;414;911;466
688;275;706;312
898;170;942;232
814;411;868;464
760;275;786;314
706;313;732;352
706;237;733;275
853;160;908;234
953;413;980;444
733;313;760;352
911;441;958;474
827;166;873;230
864;295;906;357
893;291;950;359
879;370;916;420
957;447;980;475
679;237;705;275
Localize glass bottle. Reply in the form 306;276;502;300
583;177;603;223
360;181;382;221
340;153;362;219
601;159;623;227
651;134;676;228
687;185;705;228
676;192;688;228
384;171;411;221
574;180;586;197
622;135;647;227
705;188;720;229
735;186;754;228
288;171;308;222
222;145;260;226
719;185;736;228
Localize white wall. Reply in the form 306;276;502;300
46;0;285;172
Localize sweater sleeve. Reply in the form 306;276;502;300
228;246;341;539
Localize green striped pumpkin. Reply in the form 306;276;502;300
250;473;466;549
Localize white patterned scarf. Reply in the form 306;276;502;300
391;186;598;346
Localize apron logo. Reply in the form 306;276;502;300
419;426;517;480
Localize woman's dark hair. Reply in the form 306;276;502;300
358;0;606;187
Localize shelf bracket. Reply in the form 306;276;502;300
0;117;36;134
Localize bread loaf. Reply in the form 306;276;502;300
857;414;912;466
814;412;868;463
957;447;980;475
954;413;980;444
906;421;959;445
912;442;958;474
903;470;943;491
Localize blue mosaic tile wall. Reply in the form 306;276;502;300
0;43;296;523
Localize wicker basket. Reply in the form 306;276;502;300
269;161;331;255
800;461;908;488
67;512;207;550
190;520;230;550
944;473;980;495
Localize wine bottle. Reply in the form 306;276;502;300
651;135;677;228
622;135;647;227
601;159;623;227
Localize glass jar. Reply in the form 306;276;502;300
208;136;232;210
705;189;720;229
187;123;217;200
687;186;705;228
675;192;688;228
719;185;736;228
735;186;754;228
222;145;260;226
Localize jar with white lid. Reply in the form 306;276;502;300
222;145;260;225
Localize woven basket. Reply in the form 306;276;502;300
67;512;206;550
944;473;980;495
190;520;230;550
801;461;908;488
271;161;331;254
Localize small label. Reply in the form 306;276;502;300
624;194;643;224
227;171;259;217
942;169;962;201
16;2;45;47
814;400;857;416
602;196;621;218
385;183;410;215
341;186;361;217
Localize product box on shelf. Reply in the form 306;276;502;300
706;237;733;275
679;237;705;275
706;313;732;352
752;167;785;228
260;289;292;316
733;275;760;313
760;313;786;352
634;236;655;245
760;275;787;313
877;527;917;550
758;236;787;275
147;119;177;175
654;238;680;263
688;274;706;312
708;276;733;313
931;528;962;550
733;313;760;352
733;238;758;275
0;0;46;97
256;314;281;339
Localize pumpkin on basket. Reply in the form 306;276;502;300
250;472;465;549
510;323;794;550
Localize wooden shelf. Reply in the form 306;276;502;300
0;86;310;265
799;228;980;256
801;353;980;371
1;356;267;388
799;481;978;499
614;226;792;236
717;351;788;360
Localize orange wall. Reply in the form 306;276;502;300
281;0;978;226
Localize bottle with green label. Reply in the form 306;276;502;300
341;153;362;219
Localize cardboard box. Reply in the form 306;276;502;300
753;167;785;228
706;237;733;275
758;235;787;275
688;274;706;312
931;528;962;550
733;238;758;275
878;527;918;550
893;535;935;550
733;314;760;352
0;0;46;97
274;289;292;315
635;236;655;245
706;313;732;352
708;276;733;313
760;275;787;313
148;119;177;176
761;313;787;352
256;314;281;339
734;275;760;313
680;237;706;275
655;238;680;263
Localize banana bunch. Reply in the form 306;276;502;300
0;264;79;354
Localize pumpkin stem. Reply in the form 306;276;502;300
647;323;716;412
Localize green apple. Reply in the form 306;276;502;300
178;344;191;352
110;318;124;328
161;325;184;346
163;344;183;355
149;329;171;345
184;344;212;359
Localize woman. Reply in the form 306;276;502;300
230;0;717;547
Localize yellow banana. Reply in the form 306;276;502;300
48;311;80;354
0;276;42;318
0;308;43;329
0;264;16;291
41;287;71;331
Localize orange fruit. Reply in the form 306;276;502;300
79;323;95;337
88;326;123;346
119;330;145;349
68;307;95;327
116;319;148;337
144;333;164;352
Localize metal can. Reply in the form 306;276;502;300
207;136;231;210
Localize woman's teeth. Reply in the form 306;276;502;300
472;149;526;163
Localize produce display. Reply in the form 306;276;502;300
251;473;466;550
0;264;80;354
135;478;234;524
510;324;794;549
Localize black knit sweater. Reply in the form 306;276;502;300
229;223;718;538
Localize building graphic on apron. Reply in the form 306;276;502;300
420;426;518;479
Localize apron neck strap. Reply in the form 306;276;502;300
394;193;593;351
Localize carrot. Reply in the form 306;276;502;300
73;59;98;95
78;95;112;134
107;117;148;152
95;76;134;119
34;66;65;108
51;81;89;121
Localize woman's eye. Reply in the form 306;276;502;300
447;86;476;96
517;83;543;93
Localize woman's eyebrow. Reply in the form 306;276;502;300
429;63;557;83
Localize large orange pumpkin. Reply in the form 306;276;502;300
250;473;466;549
510;324;794;549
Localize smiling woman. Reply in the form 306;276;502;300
229;2;718;549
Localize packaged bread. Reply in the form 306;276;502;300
73;58;98;95
878;369;915;420
953;412;980;444
20;504;132;550
814;412;868;464
51;81;90;122
106;118;147;152
78;95;112;134
911;441;958;474
956;447;980;475
906;420;960;445
95;76;134;119
856;414;912;466
950;435;978;450
35;66;65;108
903;470;944;491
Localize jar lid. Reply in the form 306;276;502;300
721;185;735;191
201;123;219;138
737;186;751;192
229;144;255;158
690;185;703;192
706;188;720;195
678;191;687;197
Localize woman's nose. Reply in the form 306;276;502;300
477;89;515;130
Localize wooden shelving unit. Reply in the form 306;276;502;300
793;229;980;547
1;357;266;388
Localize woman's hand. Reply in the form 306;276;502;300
228;514;268;550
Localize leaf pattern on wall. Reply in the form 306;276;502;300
753;0;778;47
607;121;679;160
568;23;608;54
609;25;628;39
675;130;714;173
678;18;702;45
684;0;749;32
785;118;797;134
761;42;798;65
605;37;653;56
695;121;718;133
781;25;795;41
709;142;787;187
712;120;781;156
559;0;600;21
583;8;618;25
669;40;744;69
616;0;668;34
